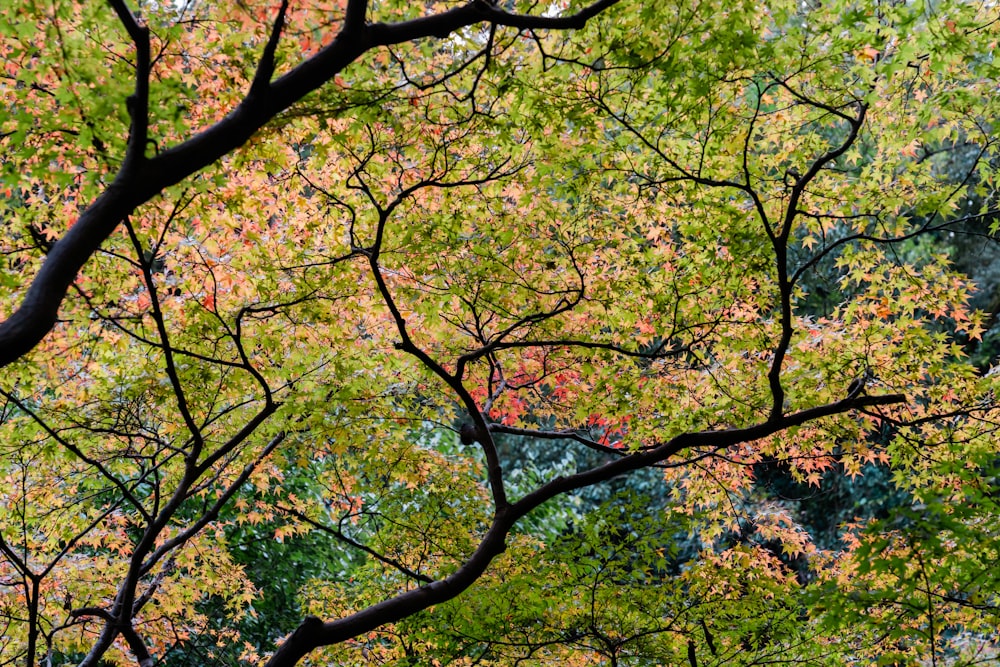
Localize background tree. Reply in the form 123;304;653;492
1;1;1000;666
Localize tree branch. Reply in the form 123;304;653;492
343;0;368;33
250;0;290;95
108;0;150;168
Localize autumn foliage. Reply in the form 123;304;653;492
1;0;1000;665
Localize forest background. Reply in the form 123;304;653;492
2;0;1000;665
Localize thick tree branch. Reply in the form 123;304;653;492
120;623;154;667
108;0;150;169
343;0;368;33
369;0;620;40
250;0;290;95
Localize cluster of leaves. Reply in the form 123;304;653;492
1;0;1000;666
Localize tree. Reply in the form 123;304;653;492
1;0;999;666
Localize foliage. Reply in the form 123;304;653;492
1;0;1000;666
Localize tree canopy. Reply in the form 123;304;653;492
1;0;1000;665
